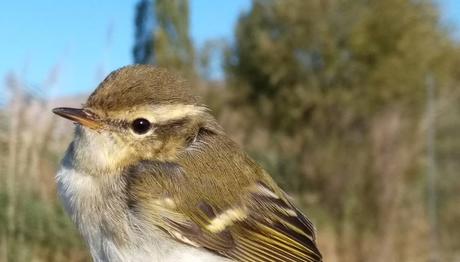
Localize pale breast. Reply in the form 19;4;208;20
56;163;230;262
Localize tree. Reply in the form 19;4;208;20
225;0;459;260
133;0;156;64
227;0;449;131
133;0;194;75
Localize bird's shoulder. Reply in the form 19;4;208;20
124;130;322;261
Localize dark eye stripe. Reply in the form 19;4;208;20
102;118;130;129
102;117;188;132
154;118;188;135
162;118;188;128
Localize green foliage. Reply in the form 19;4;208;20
134;0;195;75
227;0;452;128
133;0;155;64
0;192;87;262
223;0;460;260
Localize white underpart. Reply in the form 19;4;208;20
56;127;230;262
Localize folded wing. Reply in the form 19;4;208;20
161;182;322;262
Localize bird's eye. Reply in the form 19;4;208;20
131;118;151;134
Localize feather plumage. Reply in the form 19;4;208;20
55;65;322;261
126;127;322;262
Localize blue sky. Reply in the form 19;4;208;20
0;0;458;97
0;0;250;97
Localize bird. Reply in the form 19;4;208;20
52;65;322;262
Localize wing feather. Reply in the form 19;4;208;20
159;182;322;261
126;160;322;261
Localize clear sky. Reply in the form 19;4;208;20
0;0;458;97
440;0;460;39
0;0;251;97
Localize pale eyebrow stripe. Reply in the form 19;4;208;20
149;104;207;123
99;104;208;125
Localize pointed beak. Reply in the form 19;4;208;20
52;107;102;129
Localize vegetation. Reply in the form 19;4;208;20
1;0;459;261
134;0;195;75
222;1;460;261
0;73;88;261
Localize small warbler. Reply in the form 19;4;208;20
53;65;322;262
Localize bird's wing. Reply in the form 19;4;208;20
125;137;322;262
156;182;322;262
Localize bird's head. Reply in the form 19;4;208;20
53;65;217;173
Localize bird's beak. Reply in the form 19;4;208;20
52;107;102;129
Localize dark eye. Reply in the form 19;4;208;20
131;118;151;134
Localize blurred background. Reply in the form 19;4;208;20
1;0;459;261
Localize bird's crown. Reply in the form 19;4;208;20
85;65;198;112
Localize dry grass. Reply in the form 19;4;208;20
0;72;89;261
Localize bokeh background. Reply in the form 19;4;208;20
1;0;460;261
